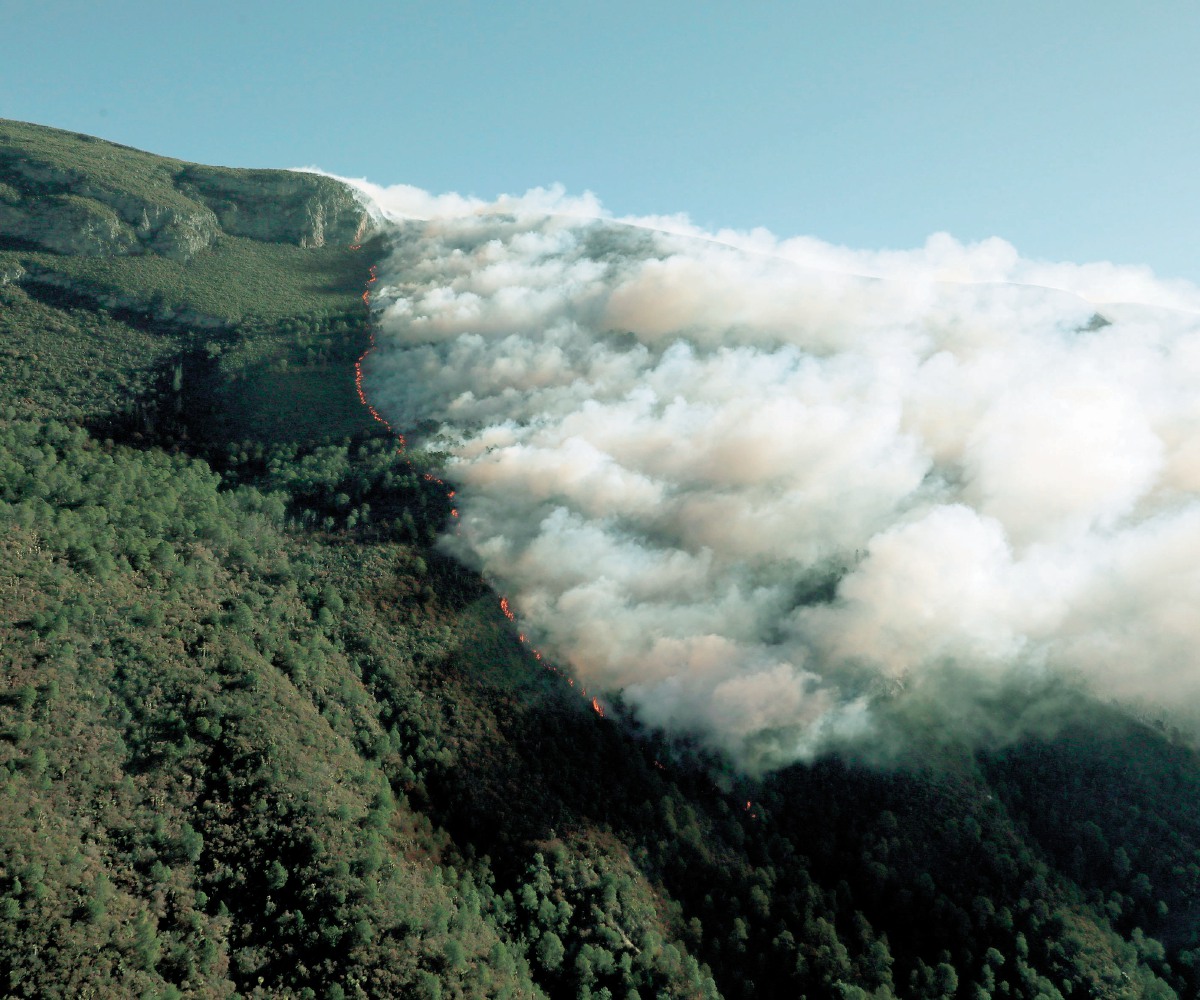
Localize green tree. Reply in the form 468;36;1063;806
266;859;288;890
538;931;566;971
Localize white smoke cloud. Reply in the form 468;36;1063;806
352;180;1200;770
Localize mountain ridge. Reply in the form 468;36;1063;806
0;119;373;258
0;120;1197;1000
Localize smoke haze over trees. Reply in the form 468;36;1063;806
356;183;1200;769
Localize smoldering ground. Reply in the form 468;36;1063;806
347;180;1200;771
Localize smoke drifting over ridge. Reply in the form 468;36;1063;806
352;181;1200;770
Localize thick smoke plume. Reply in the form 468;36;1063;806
352;180;1200;770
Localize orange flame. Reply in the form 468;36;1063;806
502;600;593;702
591;697;604;718
353;267;401;434
353;260;460;530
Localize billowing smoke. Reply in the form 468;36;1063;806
352;180;1200;770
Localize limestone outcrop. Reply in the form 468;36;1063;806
179;166;373;248
0;120;374;260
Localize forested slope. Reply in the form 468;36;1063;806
1;120;1198;1000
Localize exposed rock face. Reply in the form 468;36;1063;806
179;166;372;248
140;206;222;259
0;121;374;259
0;260;24;285
0;151;221;259
0;193;138;255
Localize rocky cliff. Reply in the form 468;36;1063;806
0;119;374;259
178;164;372;248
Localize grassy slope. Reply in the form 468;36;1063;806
16;237;368;323
1;122;1199;1000
0;119;202;212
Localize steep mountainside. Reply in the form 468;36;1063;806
0;119;370;258
1;120;1199;1000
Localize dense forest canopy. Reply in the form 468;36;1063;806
1;119;1199;1000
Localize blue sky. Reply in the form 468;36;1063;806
3;1;1198;280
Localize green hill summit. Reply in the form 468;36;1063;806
0;119;371;258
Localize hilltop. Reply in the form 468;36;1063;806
0;120;1198;1000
